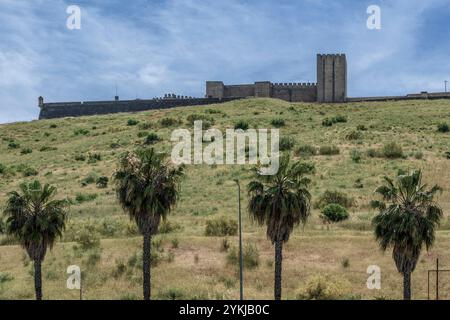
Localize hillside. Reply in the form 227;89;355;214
0;98;450;300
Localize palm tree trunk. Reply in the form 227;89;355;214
143;232;152;300
274;240;283;300
403;270;411;300
34;260;42;300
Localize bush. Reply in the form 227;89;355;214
437;122;449;133
186;114;214;128
322;118;333;127
234;120;249;130
350;149;362;163
0;163;5;175
315;190;355;209
382;142;403;159
96;176;109;188
295;144;317;157
75;193;98;203
49;124;58;129
332;115;347;123
20;148;32;155
88;153;102;163
127;119;139;126
271;118;285;127
144;133;160;145
319;145;340;155
137;131;149;138
413;151;423;160
205;217;238;236
160;117;179;127
74;154;86;161
159;288;185;300
8;141;20;149
346;131;362;141
39;146;57;152
81;173;97;186
366;148;379;158
320;204;349;223
445;151;450;159
357;125;368;131
74;128;89;136
23;167;38;177
226;243;260;269
279;137;295;151
296;274;351;300
73;224;101;250
158;220;182;234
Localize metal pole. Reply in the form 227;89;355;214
436;258;439;300
234;179;244;300
427;270;430;300
445;81;448;93
80;273;82;300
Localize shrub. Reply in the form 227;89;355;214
414;151;424;160
226;243;260;269
75;193;98;203
234;120;249;130
39;146;57;152
271;118;285;127
319;145;340;155
315;190;355;209
296;274;351;300
159;288;185;300
295;144;317;157
322;118;333;127
332;115;347;123
20;148;32;155
144;133;160;145
96;176;109;188
137;131;149;138
445;151;450;159
74;154;86;161
73;224;101;250
81;173;98;186
350;149;362;163
88;153;102;163
74;128;89;136
341;258;350;268
139;121;153;130
7;141;20;149
345;131;362;141
279;137;295;151
357;125;368;131
221;238;230;252
23;167;38;177
0;163;5;175
158;220;182;234
49;124;58;129
160;117;179;127
437;122;449;133
186;114;214;128
381;142;403;159
127;119;139;126
205;217;238;236
320;204;349;223
366;148;379;158
171;238;179;249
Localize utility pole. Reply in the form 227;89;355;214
445;80;448;93
234;179;244;300
436;258;439;300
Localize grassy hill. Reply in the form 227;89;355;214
0;98;449;300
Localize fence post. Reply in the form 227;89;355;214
436;258;439;300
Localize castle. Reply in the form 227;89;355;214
38;53;450;120
206;54;347;103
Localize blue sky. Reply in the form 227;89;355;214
0;0;449;123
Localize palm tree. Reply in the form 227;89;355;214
372;170;443;300
247;154;314;300
114;148;184;300
3;180;68;300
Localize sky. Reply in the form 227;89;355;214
0;0;449;123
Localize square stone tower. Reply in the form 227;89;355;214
317;54;347;103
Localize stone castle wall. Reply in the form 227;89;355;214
38;97;238;120
206;81;318;102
